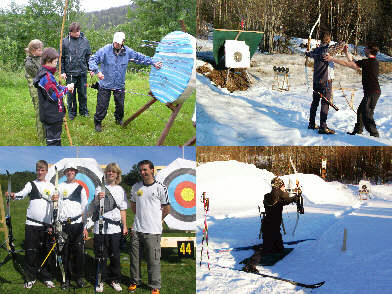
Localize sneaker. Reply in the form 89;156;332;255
151;289;160;294
24;280;36;289
308;124;319;130
370;133;379;137
96;282;104;293
318;127;335;134
44;280;56;288
128;284;137;292
111;281;122;291
61;280;70;290
76;278;86;288
95;122;102;132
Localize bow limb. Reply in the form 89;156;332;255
305;14;321;91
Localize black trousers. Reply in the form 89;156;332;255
262;224;284;253
44;120;62;146
310;81;332;129
353;92;380;136
66;74;88;117
61;223;85;281
93;233;121;283
24;225;54;282
94;87;125;124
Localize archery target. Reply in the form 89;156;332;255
149;31;196;104
156;158;196;230
47;158;104;204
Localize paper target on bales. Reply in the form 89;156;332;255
156;158;196;230
149;31;196;104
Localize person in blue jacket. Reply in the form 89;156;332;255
89;32;162;132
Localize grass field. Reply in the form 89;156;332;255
0;189;196;293
0;70;196;146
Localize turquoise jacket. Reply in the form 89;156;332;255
89;44;154;90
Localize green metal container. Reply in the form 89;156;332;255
213;29;264;66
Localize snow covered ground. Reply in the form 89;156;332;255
196;161;392;293
196;38;392;146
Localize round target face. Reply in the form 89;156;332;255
51;166;102;204
163;168;196;223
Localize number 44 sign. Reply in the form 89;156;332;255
177;241;194;258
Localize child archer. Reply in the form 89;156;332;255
33;47;74;146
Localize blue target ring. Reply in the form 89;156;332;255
167;174;195;216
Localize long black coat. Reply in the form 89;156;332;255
262;188;295;252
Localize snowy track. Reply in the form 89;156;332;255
197;161;392;293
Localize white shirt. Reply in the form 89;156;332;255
93;184;128;234
58;181;88;225
15;180;54;226
130;180;169;234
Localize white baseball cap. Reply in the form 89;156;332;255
113;32;125;44
64;162;78;173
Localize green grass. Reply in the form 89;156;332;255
0;70;196;146
0;193;195;293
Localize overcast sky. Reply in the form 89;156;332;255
0;0;133;13
0;146;196;173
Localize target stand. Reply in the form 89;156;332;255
272;66;290;91
358;180;371;200
122;31;196;146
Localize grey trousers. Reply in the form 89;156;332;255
130;230;161;289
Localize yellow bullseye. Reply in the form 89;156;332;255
181;187;195;202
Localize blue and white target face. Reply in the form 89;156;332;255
163;168;196;225
149;31;196;104
52;166;102;204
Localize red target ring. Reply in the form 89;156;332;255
174;181;196;208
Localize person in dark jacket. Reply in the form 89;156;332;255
25;39;45;143
33;48;74;146
324;43;381;137
89;32;162;132
305;31;336;134
243;177;298;273
60;22;92;120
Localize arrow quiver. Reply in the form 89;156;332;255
200;192;210;270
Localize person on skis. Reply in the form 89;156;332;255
243;177;299;273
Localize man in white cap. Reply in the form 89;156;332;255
57;161;88;289
89;32;163;132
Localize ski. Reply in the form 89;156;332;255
214;264;325;289
246;269;325;289
215;238;316;253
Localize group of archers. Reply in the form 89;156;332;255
5;159;170;294
306;30;381;137
25;22;162;146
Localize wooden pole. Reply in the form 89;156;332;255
0;184;9;250
157;103;183;146
58;0;73;146
341;228;347;251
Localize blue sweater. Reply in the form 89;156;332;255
89;44;154;90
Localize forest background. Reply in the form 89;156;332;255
0;0;196;70
196;146;392;184
197;0;392;55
